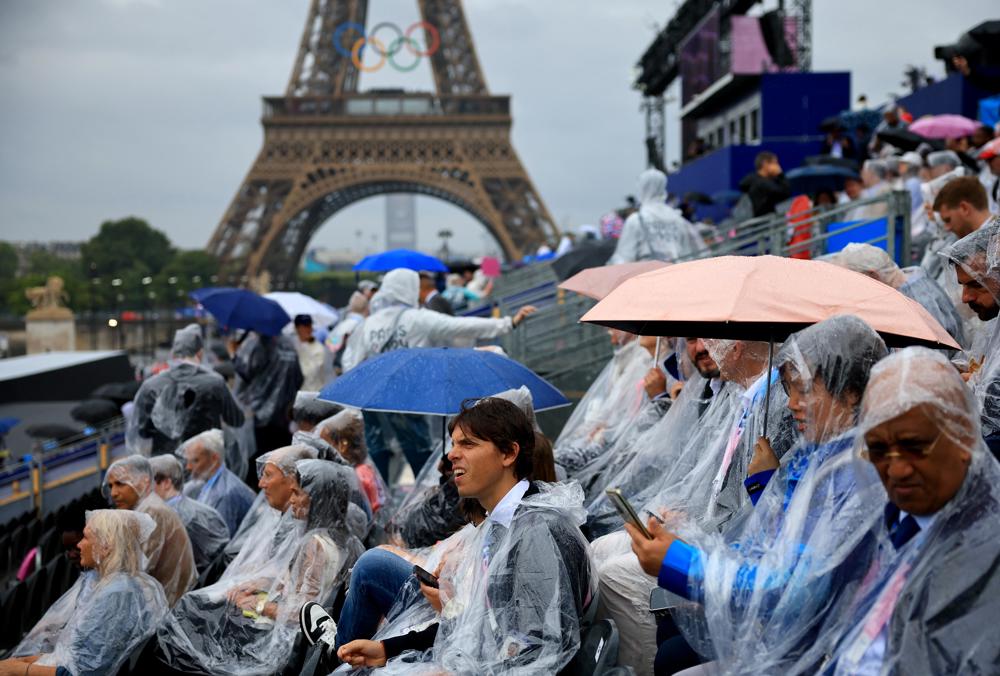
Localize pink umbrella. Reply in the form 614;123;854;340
909;114;980;140
581;255;959;350
558;260;669;301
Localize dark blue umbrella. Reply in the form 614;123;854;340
786;165;859;196
353;249;448;273
0;417;20;436
318;347;570;415
190;287;291;336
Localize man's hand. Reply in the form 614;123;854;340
669;381;684;400
624;517;678;578
337;640;388;668
512;305;537;327
748;436;780;476
643;367;667;398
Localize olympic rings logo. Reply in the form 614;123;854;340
332;21;441;73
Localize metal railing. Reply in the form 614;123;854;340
263;94;511;120
0;419;126;517
679;190;913;265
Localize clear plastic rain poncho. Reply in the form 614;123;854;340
342;269;516;370
386;386;541;548
233;331;304;428
788;347;1000;674
13;510;169;676
317;407;389;514
585;371;738;538
570;341;678;502
371;482;597;675
292;390;342;430
918;166;968;282
127;325;246;456
554;338;650;476
609;168;706;264
291;428;374;540
103;455;197;606
178;429;256;536
665;316;889;673
828;242;966;348
157;459;365;675
587;344;796;672
939;222;1000;443
219;445;316;580
899;265;967;349
150;454;230;572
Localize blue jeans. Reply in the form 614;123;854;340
335;548;414;650
363;411;433;481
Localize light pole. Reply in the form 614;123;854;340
437;229;453;261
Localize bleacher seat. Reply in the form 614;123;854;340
21;566;49;635
0;582;26;650
559;618;621;676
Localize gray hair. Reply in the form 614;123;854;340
179;428;225;462
927;150;961;169
149;454;185;491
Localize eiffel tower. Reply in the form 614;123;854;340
207;0;559;280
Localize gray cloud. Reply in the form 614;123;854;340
0;0;996;258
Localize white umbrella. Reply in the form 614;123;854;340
264;292;339;327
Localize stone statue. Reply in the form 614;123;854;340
26;276;73;320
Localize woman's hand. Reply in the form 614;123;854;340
337;640;388;668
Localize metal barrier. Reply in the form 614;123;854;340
0;419;126;517
678;190;913;265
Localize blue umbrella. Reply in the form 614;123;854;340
0;417;20;436
786;165;859;196
318;347;570;416
353;249;448;273
190;287;290;336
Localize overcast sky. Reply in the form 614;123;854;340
0;0;996;260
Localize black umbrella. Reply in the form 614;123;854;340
682;191;714;205
877;128;944;152
550;240;617;281
90;381;140;405
818;115;844;132
70;398;122;425
25;423;82;441
213;362;236;381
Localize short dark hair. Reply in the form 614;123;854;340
293;314;312;327
755;151;778;171
448;398;535;480
934;177;988;212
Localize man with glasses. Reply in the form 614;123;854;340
810;347;1000;674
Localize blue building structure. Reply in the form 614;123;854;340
668;71;851;204
897;73;992;120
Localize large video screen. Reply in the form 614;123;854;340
679;8;722;107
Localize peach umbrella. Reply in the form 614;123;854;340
558;260;670;301
582;255;960;437
581;255;959;349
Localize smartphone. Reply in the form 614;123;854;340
413;564;440;589
649;587;671;615
605;488;653;539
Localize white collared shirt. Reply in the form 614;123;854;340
486;479;530;528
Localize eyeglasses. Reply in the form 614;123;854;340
861;432;942;465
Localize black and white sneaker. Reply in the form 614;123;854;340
300;601;337;647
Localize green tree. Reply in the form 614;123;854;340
81;217;174;280
0;242;17;281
